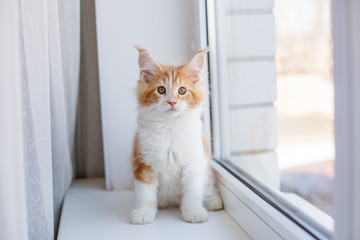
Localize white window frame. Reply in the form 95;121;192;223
194;0;360;239
332;0;360;239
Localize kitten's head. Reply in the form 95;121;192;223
135;46;208;117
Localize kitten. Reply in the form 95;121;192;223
130;47;223;224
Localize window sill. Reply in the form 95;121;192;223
57;178;250;240
212;161;332;239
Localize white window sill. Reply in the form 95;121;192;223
57;178;250;240
211;161;332;240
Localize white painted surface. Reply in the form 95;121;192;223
193;0;212;145
212;161;316;240
332;0;360;239
58;178;250;240
95;0;198;190
281;193;333;232
226;14;275;58
228;61;276;105
225;0;274;10
229;107;278;152
206;0;222;160
219;182;281;240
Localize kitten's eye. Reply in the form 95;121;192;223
178;87;187;95
157;86;166;94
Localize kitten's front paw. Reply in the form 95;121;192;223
182;207;208;223
205;193;223;211
130;208;156;224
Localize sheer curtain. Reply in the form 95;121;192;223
0;0;83;239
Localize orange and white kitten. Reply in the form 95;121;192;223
130;47;223;224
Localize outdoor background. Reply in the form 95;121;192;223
275;0;334;216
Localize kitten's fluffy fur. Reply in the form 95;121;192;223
130;47;223;224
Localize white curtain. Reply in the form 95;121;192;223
0;0;80;239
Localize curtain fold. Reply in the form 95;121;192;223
20;0;54;238
0;0;104;238
48;0;81;234
0;1;28;239
0;0;82;239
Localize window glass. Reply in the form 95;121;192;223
207;0;334;236
275;0;334;217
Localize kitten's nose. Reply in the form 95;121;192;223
167;101;177;107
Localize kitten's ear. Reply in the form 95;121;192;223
135;46;161;83
183;46;209;83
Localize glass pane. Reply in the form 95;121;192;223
275;0;334;217
207;0;334;236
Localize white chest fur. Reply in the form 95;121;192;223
136;107;207;206
137;107;206;168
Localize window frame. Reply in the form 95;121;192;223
211;161;317;240
332;0;360;239
195;0;360;239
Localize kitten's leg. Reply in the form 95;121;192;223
130;180;158;224
204;169;223;211
181;164;208;223
204;185;223;211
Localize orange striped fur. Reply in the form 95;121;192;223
135;47;208;109
132;133;156;184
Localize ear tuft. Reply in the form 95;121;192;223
134;45;147;53
135;46;161;83
183;47;209;83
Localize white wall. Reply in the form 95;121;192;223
95;0;198;190
214;0;279;188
